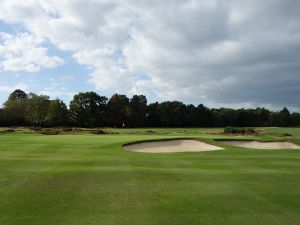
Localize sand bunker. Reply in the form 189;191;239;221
222;141;300;149
123;139;224;153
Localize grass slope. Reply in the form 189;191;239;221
0;128;299;225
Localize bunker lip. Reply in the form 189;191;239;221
220;140;300;149
123;138;224;153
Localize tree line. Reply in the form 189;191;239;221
0;89;299;128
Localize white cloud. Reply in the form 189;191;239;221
0;0;299;108
0;32;63;72
38;89;75;98
49;74;74;87
0;82;29;93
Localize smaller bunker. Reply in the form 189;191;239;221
221;141;300;149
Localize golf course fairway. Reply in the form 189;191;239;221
0;128;299;225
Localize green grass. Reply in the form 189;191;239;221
0;128;300;225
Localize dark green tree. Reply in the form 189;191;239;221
26;93;50;126
279;107;292;127
184;104;197;127
69;92;107;127
129;95;147;127
0;108;6;126
45;99;69;126
107;94;129;127
195;104;212;127
291;113;300;126
145;102;161;127
3;89;28;125
8;89;27;101
255;108;270;126
157;101;186;127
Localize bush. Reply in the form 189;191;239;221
224;127;234;133
4;128;15;133
145;130;156;134
40;129;60;135
72;128;83;132
246;128;256;134
224;127;256;134
62;127;73;132
90;129;106;135
30;127;42;131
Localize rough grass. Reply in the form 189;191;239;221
0;128;299;225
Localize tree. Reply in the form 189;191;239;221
0;108;6;126
219;108;237;126
45;99;68;127
184;104;197;127
107;94;129;127
3;89;28;125
69;92;107;127
211;109;224;127
8;89;27;101
157;101;186;127
26;93;50;126
278;107;292;127
195;104;212;127
1;90;300;128
291;113;300;126
145;102;161;127
255;108;270;126
129;95;147;127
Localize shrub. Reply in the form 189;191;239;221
145;130;156;134
224;127;256;134
246;128;256;134
40;129;60;135
72;128;83;132
4;128;15;133
62;127;73;132
30;127;42;131
90;129;106;135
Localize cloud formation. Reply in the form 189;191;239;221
0;82;29;93
0;32;63;72
0;0;299;109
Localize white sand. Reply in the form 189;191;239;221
123;139;224;153
223;141;300;149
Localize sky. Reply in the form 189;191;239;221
0;0;299;111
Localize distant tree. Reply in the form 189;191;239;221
217;108;237;126
211;109;224;127
279;107;292;127
45;99;68;127
129;95;147;127
107;94;129;127
69;92;107;127
255;108;270;126
8;89;27;101
145;102;161;127
291;113;300;126
26;93;50;126
235;109;252;127
0;108;6;126
3;89;28;125
195;104;212;127
269;112;280;126
184;104;197;127
156;101;186;127
0;89;299;128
